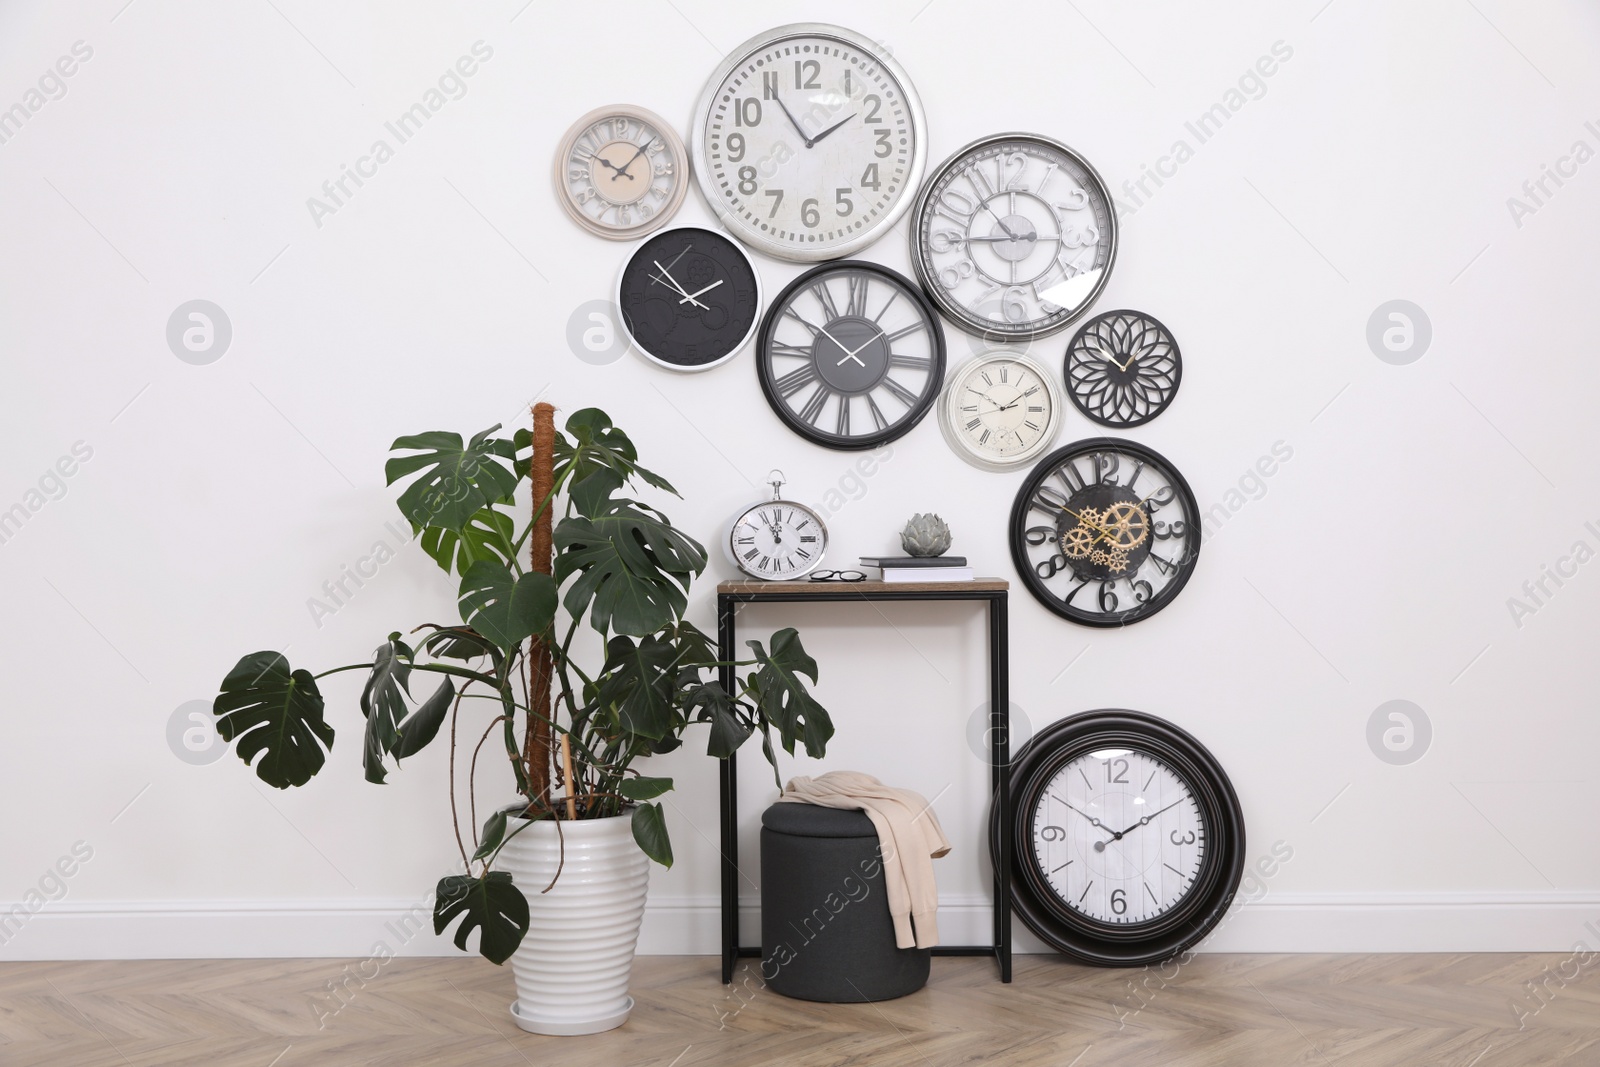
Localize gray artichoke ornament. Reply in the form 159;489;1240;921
900;513;952;557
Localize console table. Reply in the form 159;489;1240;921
715;578;1012;983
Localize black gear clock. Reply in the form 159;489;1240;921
617;226;762;372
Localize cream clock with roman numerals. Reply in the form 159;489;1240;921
939;351;1063;472
692;24;928;262
554;105;689;240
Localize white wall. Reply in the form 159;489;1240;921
3;0;1599;961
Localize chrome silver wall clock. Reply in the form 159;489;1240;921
910;133;1117;339
555;104;689;240
938;350;1063;472
691;23;928;262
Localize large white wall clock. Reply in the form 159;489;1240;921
691;23;928;262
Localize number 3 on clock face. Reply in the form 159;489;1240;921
692;23;929;262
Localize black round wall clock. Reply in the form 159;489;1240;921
617;226;762;371
756;261;945;450
996;709;1245;966
1009;438;1200;627
1064;310;1182;427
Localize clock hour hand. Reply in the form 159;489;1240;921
817;324;868;367
677;279;724;304
807;111;858;147
1089;341;1130;372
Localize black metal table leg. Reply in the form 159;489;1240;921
717;593;738;984
991;595;1012;982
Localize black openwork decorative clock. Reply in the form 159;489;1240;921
756;261;945;450
1064;310;1182;427
1009;439;1200;626
617;226;762;372
997;709;1245;966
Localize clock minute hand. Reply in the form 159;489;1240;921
1112;799;1185;838
650;260;708;309
615;139;652;178
1062;801;1116;839
773;95;815;148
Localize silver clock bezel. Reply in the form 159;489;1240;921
938;349;1065;472
728;497;828;580
909;132;1119;339
614;226;764;373
690;22;929;263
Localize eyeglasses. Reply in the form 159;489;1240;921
809;570;866;582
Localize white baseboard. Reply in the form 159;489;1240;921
4;893;1598;961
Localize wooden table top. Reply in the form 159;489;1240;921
717;578;1009;595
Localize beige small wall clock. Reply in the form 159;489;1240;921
554;104;689;240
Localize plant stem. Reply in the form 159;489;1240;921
446;682;471;869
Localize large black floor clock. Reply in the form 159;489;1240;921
997;710;1245;966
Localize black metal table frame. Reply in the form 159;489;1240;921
716;583;1012;984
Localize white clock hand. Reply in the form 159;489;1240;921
817;325;867;367
651;260;708;309
677;279;724;304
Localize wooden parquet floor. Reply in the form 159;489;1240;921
1;953;1596;1066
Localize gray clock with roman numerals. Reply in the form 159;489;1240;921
729;473;828;580
756;261;946;450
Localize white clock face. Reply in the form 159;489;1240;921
731;501;826;579
1029;748;1206;926
693;24;927;261
940;352;1061;470
912;133;1117;338
555;105;687;239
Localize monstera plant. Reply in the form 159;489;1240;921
211;406;833;964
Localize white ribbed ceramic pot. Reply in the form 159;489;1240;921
493;811;650;1036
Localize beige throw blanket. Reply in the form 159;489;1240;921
778;770;951;949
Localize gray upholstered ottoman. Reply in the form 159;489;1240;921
759;802;931;1002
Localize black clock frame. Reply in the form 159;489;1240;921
1064;310;1183;428
994;709;1245;967
617;226;762;372
756;260;947;451
1009;438;1201;627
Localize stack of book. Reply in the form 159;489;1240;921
858;556;975;583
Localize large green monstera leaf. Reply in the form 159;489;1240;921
434;872;530;965
554;503;706;637
386;426;518;533
214;652;335;789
